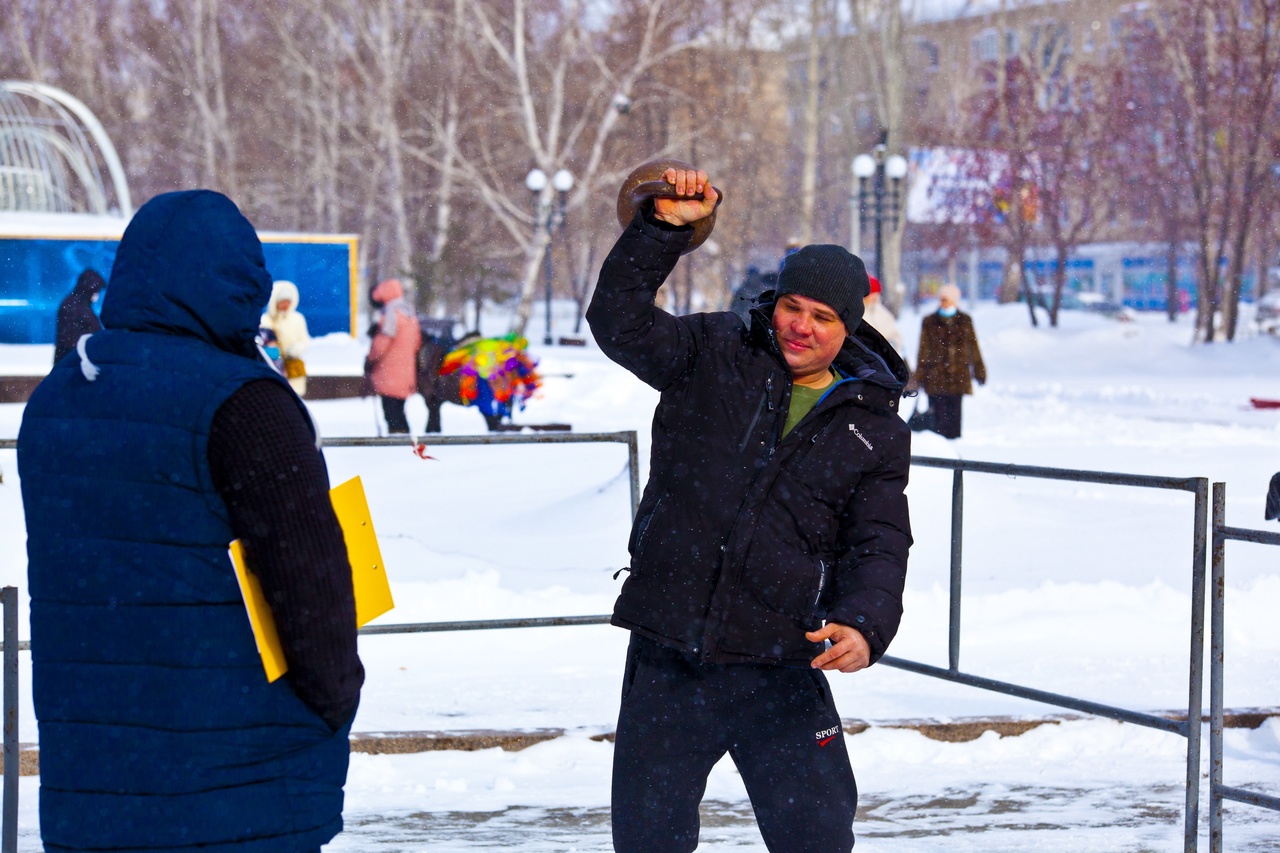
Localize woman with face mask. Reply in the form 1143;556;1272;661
907;283;986;439
260;280;312;396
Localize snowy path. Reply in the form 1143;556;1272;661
330;718;1280;852
11;718;1280;851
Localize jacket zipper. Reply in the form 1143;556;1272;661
629;493;666;569
814;558;827;613
706;376;784;661
737;389;768;453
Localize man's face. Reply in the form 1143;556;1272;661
772;293;847;383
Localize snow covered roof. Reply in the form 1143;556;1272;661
0;210;128;239
914;0;1073;24
0;210;355;243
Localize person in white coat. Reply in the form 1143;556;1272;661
861;275;904;358
261;280;312;395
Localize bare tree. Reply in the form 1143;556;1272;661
1030;63;1116;326
645;0;794;311
268;5;350;233
420;0;468;299
843;0;915;312
1152;0;1280;342
446;0;707;334
2;0;56;81
938;0;1079;323
1109;13;1195;322
132;0;242;197
795;0;830;246
315;0;434;285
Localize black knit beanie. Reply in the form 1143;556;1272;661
774;244;870;334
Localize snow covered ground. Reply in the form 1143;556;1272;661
2;301;1279;850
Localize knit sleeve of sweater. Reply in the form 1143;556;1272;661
208;379;364;732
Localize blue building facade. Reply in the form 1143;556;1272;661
905;243;1256;311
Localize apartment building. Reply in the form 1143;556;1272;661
894;1;1212;309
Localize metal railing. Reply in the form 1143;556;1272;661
1;587;16;853
329;433;634;654
1;432;642;517
359;614;611;636
321;432;641;519
883;457;1209;853
0;437;1229;849
345;455;1214;850
0;430;640;847
1209;482;1280;852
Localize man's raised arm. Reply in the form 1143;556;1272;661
586;169;720;391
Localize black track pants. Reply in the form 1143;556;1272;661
928;393;963;439
611;635;858;853
381;395;410;434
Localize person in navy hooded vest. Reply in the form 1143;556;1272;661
18;190;363;852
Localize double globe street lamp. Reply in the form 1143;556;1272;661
851;146;909;282
525;166;574;346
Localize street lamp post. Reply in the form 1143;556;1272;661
852;147;909;283
525;167;574;346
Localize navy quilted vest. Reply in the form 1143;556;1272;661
18;191;351;852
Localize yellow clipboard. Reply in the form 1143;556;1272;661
230;475;394;682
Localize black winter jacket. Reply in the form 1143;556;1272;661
587;211;913;667
53;269;105;365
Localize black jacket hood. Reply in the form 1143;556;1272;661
70;268;106;300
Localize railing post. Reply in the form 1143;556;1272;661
2;585;17;853
1183;478;1208;853
626;430;640;520
1177;479;1208;850
948;468;964;673
1209;483;1226;853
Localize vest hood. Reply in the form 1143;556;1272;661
100;190;272;357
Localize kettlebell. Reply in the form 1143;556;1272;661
615;159;724;255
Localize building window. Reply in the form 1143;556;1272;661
974;29;999;64
917;38;940;69
1032;21;1070;74
1083;20;1100;53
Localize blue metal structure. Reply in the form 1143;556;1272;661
0;229;359;343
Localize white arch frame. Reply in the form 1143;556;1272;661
0;80;132;217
